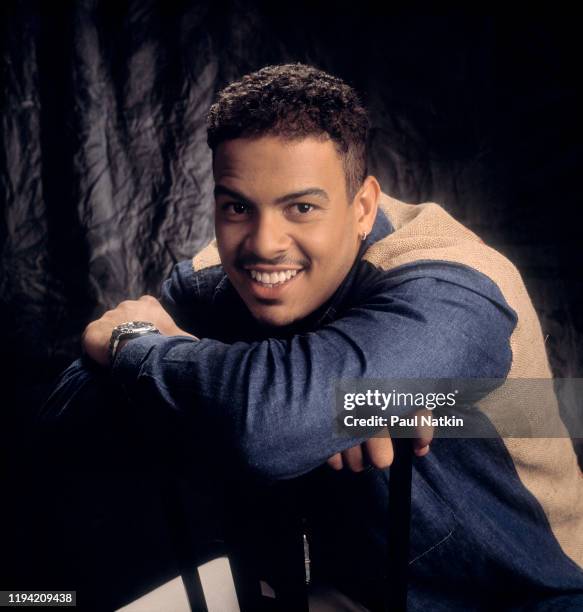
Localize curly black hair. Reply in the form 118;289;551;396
207;63;369;200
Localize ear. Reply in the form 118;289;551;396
353;176;381;236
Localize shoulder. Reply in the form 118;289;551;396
351;257;518;344
362;194;535;322
366;194;525;296
162;253;254;340
162;259;227;307
358;258;515;310
352;194;554;377
164;236;230;306
160;258;231;336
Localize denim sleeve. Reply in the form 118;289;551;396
112;262;517;480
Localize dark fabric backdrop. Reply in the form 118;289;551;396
2;4;582;420
1;4;581;607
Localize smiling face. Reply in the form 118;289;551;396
213;135;379;327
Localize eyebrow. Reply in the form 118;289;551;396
214;185;330;205
275;188;330;204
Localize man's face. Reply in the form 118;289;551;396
213;135;364;327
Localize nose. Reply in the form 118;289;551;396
244;210;291;260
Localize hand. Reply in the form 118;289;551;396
82;295;195;367
327;409;433;471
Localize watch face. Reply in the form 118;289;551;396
109;321;160;363
119;321;156;334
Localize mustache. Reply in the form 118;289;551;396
236;253;310;269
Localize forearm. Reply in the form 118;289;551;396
112;333;355;479
112;304;514;479
111;265;517;480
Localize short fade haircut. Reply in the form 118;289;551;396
207;63;369;201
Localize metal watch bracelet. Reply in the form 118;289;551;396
109;321;160;363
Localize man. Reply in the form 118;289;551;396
54;64;583;609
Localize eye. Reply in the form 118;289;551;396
222;202;250;215
291;203;315;215
296;203;313;214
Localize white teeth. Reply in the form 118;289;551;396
248;269;300;286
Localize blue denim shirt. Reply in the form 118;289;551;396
105;207;583;609
112;210;515;478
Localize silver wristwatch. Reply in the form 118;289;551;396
109;321;160;363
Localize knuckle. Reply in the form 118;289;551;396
370;455;393;469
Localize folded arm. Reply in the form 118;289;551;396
109;261;517;480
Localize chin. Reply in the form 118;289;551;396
252;308;300;329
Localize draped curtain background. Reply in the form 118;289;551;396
2;4;582;606
2;5;582;417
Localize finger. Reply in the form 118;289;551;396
414;444;431;457
414;435;432;455
364;435;394;469
327;453;343;471
414;409;434;450
342;445;365;472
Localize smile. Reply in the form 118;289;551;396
247;269;300;288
